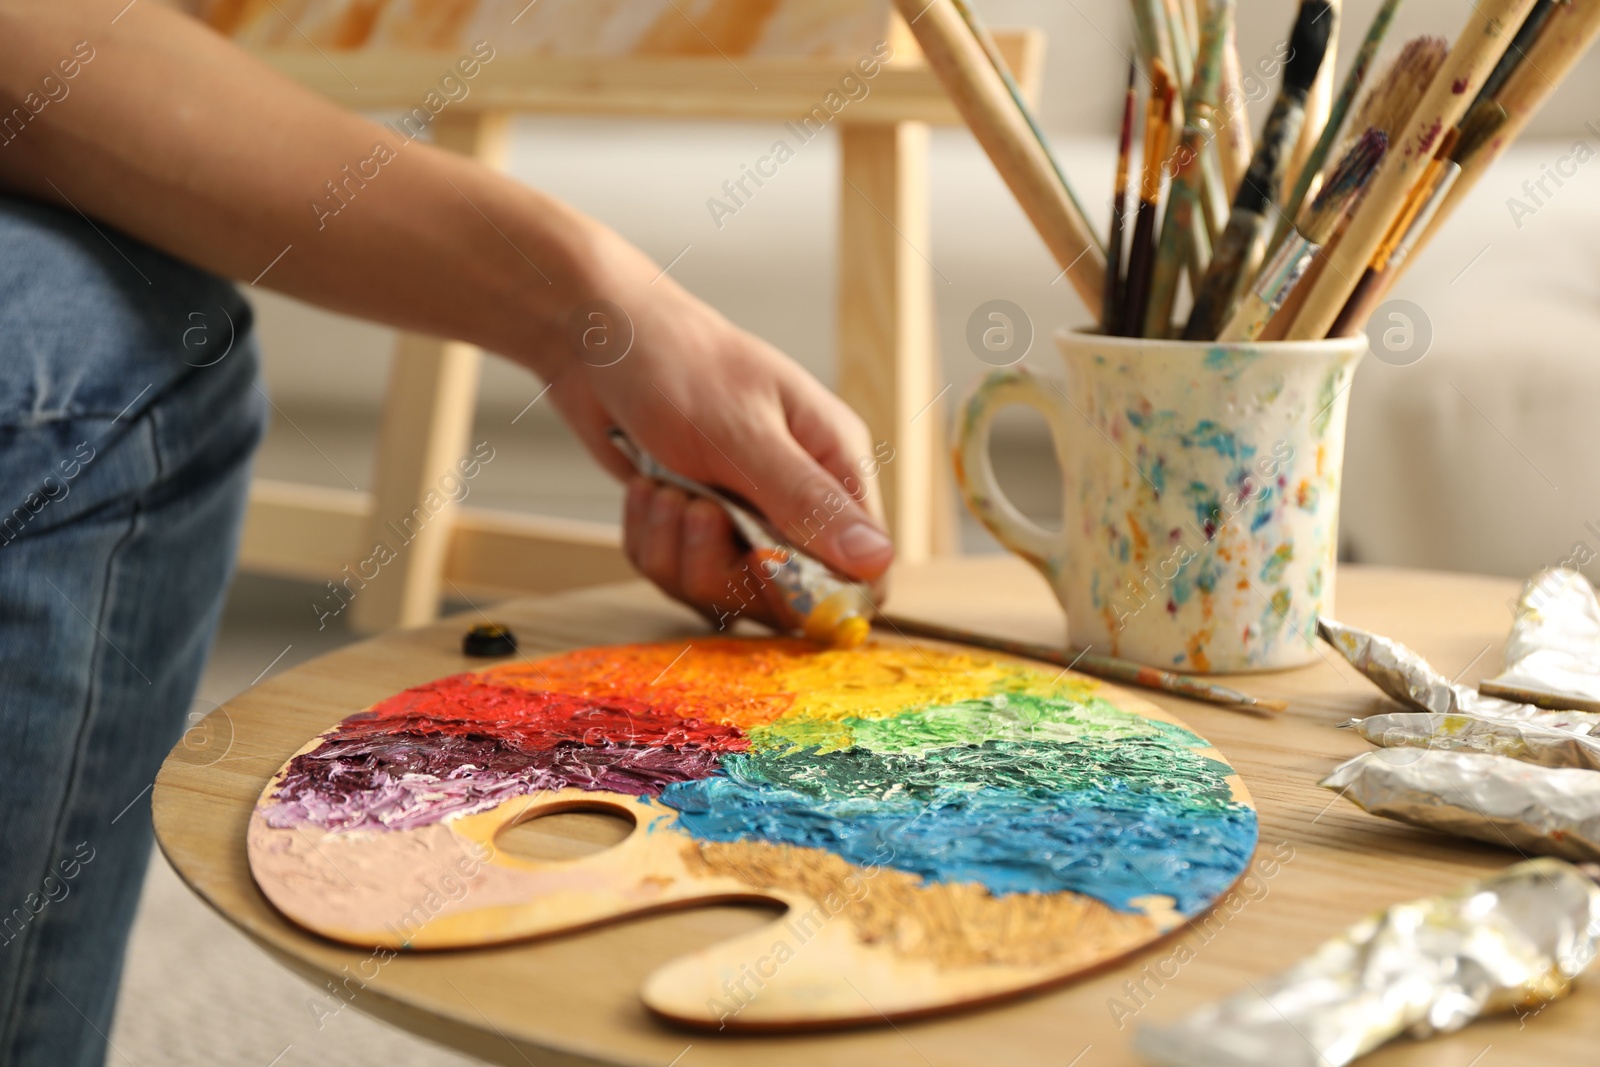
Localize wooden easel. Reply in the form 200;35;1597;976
236;27;1044;630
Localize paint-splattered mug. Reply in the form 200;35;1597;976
953;330;1367;673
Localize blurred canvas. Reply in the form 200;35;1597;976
186;0;893;57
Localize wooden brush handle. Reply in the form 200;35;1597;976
1397;0;1600;285
1286;0;1540;339
1121;201;1160;337
1287;0;1340;194
1327;266;1383;338
893;0;1106;312
1216;21;1252;196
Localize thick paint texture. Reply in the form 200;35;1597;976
263;639;1257;915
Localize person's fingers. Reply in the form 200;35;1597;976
677;500;740;608
782;374;889;526
622;476;653;571
677;499;786;631
733;427;895;584
633;485;689;599
623;489;790;632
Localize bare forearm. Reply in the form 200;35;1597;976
0;0;624;378
0;0;899;602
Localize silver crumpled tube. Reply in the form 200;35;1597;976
1481;568;1600;713
1136;858;1600;1067
1321;748;1600;861
1344;712;1600;772
1317;617;1600;734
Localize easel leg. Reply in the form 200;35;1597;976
838;121;954;565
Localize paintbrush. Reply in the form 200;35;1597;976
950;0;1102;257
1182;0;1335;341
1287;0;1341;197
1332;102;1505;332
1476;0;1558;106
1344;35;1450;145
1216;16;1252;197
1448;97;1508;169
608;430;875;648
1120;59;1176;337
1399;1;1600;277
1130;0;1179;107
1104;60;1137;333
1271;0;1406;255
1260;35;1449;340
1286;0;1541;341
1157;0;1227;246
876;614;1287;715
1143;0;1234;339
1160;0;1194;95
1129;0;1224;246
1219;128;1387;343
1327;126;1461;337
1178;0;1200;64
893;0;1106;311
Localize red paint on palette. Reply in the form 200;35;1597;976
348;674;749;752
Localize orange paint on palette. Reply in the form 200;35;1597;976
487;638;1047;730
489;638;802;728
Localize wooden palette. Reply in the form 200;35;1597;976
247;637;1258;1029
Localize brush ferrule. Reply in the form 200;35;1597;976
1387;162;1462;271
1253;232;1316;302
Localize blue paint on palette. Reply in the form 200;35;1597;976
663;735;1257;914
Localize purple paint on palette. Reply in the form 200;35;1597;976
266;733;726;832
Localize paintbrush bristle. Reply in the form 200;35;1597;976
1347;35;1449;141
1283;0;1336;96
1455;99;1508;162
1140;58;1176;196
1298;127;1387;244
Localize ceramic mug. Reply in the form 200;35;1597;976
953;330;1367;673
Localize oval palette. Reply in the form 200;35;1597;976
247;637;1258;1028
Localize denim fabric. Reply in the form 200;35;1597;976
0;197;264;1066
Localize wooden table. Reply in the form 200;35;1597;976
154;558;1600;1066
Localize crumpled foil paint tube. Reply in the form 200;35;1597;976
1137;858;1600;1067
1322;748;1600;861
1317;617;1600;734
1481;568;1600;713
1343;712;1600;772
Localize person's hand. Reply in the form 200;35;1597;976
540;223;895;630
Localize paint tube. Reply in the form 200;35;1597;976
1136;858;1600;1067
1480;568;1600;713
1321;747;1600;862
1317;617;1600;733
607;429;874;648
1343;712;1600;771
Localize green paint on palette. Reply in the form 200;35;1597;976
841;693;1188;755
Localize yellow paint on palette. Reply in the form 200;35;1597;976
488;637;1102;732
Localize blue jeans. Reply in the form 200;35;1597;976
0;197;264;1066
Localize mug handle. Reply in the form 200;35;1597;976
953;368;1074;571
